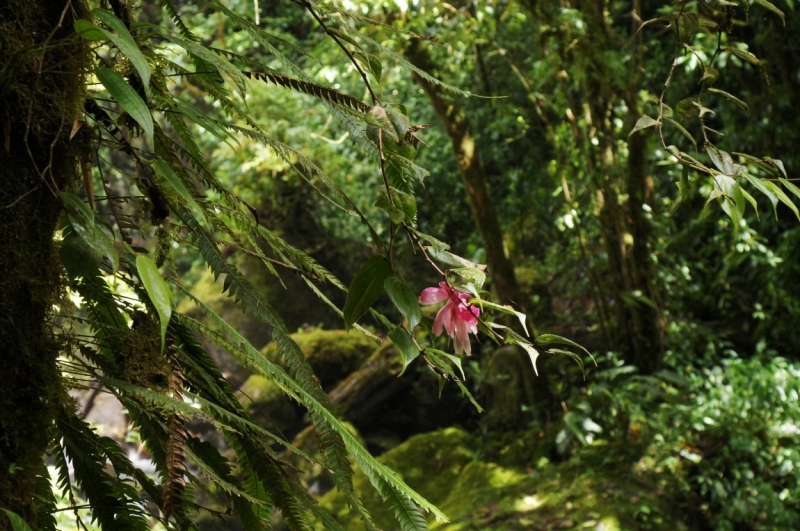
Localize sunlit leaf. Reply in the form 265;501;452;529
93;9;151;92
136;255;173;352
95;66;153;142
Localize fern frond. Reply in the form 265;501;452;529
163;0;198;41
244;71;370;113
55;408;150;531
177;286;447;524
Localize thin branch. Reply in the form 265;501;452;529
301;1;379;106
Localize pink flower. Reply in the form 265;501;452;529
419;282;480;355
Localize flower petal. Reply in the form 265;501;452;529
456;303;479;325
432;307;446;336
455;318;471;356
442;302;456;336
419;287;448;305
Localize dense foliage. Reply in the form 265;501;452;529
3;0;800;530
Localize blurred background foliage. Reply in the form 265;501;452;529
70;0;800;529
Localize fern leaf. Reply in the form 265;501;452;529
177;286;448;524
244;71;370;113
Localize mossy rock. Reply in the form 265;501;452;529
237;374;303;437
261;328;377;388
317;428;687;530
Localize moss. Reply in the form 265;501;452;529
261;328;377;388
118;312;171;391
0;0;90;524
317;428;687;530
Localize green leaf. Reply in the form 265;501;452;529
384;277;422;330
92;9;151;92
389;327;419;375
68;215;118;272
707;146;735;174
60;191;95;222
628;115;659;137
744;173;779;219
450;267;487;291
715;175;746;227
74;19;108;41
725;46;762;66
765;157;788;178
671;165;690;215
707;87;749;113
343;256;392;330
353;51;383;83
375;195;408;223
762;180;800;220
470;298;528;336
136;255;173;352
548;348;586;376
3;509;33;531
440;353;465;381
152;160;208;226
94;66;153;142
60;234;102;280
535;334;595;365
741;188;759;220
779;178;800;203
754;0;785;25
391;187;417;220
665;118;697;149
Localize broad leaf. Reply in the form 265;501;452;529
74;19;108;41
343;256;392;330
470;298;528;336
707;88;749;113
628;115;659;137
136;255;173;352
93;9;151;92
389;327;419;375
95;66;153;142
2;510;33;531
384;277;422;330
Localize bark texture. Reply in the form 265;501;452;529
0;0;87;526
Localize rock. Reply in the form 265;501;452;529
261;328;378;389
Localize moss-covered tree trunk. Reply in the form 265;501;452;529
0;0;86;526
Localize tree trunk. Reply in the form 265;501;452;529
404;41;556;421
404;41;523;312
0;0;86;526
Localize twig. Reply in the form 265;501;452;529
1;185;40;209
301;1;379;105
